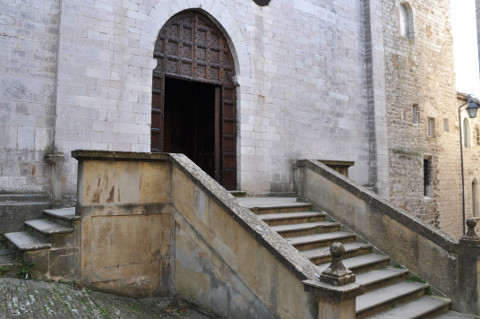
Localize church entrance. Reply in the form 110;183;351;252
151;10;237;190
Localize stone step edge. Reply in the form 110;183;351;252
355;267;410;290
302;242;372;259
356;282;428;315
4;232;52;251
250;204;313;213
25;219;74;235
272;221;340;233
43;208;80;221
287;231;356;246
258;211;326;221
371;295;451;318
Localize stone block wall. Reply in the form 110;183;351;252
0;0;59;193
30;0;377;197
380;0;459;234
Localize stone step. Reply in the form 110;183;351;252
24;218;76;248
271;221;340;238
43;207;78;221
25;219;74;236
318;253;390;274
4;231;52;251
302;242;373;265
356;281;428;319
356;267;409;292
436;310;479;318
237;197;312;214
368;295;451;319
287;231;356;251
43;207;79;227
258;211;326;226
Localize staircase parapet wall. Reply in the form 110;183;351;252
73;150;361;319
293;159;480;315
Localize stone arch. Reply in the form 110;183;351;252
140;0;251;82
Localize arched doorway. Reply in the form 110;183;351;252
151;10;237;190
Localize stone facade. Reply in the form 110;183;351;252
0;0;59;194
0;0;471;237
0;0;381;199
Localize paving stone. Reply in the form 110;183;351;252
0;278;211;319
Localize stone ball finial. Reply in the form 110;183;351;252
330;242;345;258
467;218;477;229
461;218;480;243
320;242;355;286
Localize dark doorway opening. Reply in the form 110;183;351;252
164;77;217;179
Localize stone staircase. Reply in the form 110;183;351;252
2;207;80;280
238;196;473;319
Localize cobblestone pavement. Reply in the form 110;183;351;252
0;278;211;319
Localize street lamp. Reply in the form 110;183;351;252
459;95;479;234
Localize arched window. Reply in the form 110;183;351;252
464;118;470;148
473;179;479;217
399;3;414;38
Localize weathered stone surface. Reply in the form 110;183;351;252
73;151;358;318
294;160;480;314
46;247;78;279
0;277;210;319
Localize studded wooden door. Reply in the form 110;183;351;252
151;10;237;190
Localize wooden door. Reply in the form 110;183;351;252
151;10;237;189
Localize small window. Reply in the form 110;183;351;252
424;157;433;197
399;3;414;38
427;117;435;137
464;118;470;148
412;105;419;124
443;118;449;132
